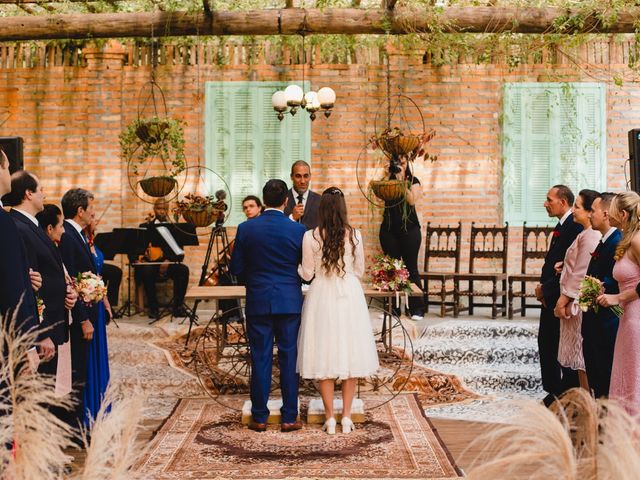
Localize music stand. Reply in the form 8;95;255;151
96;228;149;318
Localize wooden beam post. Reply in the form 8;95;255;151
0;7;639;41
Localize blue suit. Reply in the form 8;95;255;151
59;221;98;432
229;209;306;424
0;208;38;337
582;229;622;398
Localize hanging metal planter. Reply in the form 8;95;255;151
369;179;407;202
138;176;177;198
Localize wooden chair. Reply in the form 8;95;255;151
507;222;554;319
419;221;462;317
454;222;509;319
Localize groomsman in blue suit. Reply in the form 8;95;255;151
230;179;306;432
59;188;97;438
0;147;38;338
582;192;622;398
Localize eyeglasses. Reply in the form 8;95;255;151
323;187;344;197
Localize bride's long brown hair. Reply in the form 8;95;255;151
314;187;358;277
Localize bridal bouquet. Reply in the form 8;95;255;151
578;275;623;317
369;254;413;304
75;271;108;306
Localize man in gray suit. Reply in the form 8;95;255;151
283;160;321;230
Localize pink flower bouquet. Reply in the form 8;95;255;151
75;271;108;306
369;254;413;305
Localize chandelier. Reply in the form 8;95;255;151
271;29;336;121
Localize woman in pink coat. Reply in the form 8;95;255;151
554;189;601;390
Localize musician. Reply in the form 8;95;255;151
135;199;189;319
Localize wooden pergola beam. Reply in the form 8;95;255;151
0;7;639;41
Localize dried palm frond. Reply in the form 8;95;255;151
466;400;578;480
77;385;147;480
0;308;76;479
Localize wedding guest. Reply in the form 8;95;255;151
36;204;77;412
284;160;321;230
8;171;76;376
582;193;621;398
242;195;263;219
229;179;306;433
82;219;110;427
554;189;601;392
379;155;425;320
536;185;583;406
297;187;379;435
0;147;39;338
597;192;640;414
59;188;98;440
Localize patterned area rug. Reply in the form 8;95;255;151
134;394;461;479
153;326;482;408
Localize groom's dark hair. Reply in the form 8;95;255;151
262;179;288;207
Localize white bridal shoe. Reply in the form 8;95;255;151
341;417;354;434
322;417;336;435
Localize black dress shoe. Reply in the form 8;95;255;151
248;419;267;432
148;308;159;319
281;420;303;432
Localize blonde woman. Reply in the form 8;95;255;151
598;191;640;413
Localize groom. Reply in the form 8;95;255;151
230;179;307;432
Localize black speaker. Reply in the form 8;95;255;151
0;136;24;173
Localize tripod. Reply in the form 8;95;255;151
184;225;237;346
114;259;139;319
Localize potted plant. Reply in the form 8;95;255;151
368;127;436;202
174;193;227;228
119;116;187;197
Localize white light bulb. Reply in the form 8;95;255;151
317;87;336;106
284;85;304;106
271;91;287;110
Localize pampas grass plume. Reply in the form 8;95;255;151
0;308;76;479
76;385;147;480
466;400;578;480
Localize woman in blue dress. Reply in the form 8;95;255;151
83;219;111;427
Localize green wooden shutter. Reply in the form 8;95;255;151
502;85;524;222
502;83;606;226
205;82;311;226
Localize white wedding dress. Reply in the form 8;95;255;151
297;228;379;379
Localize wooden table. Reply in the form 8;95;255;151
184;283;422;351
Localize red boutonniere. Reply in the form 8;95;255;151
552;231;561;238
591;251;600;259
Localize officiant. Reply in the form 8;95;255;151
135;199;189;319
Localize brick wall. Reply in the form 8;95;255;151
0;39;634;299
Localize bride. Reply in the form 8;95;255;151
297;186;379;435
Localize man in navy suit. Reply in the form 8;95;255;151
582;192;621;398
536;185;583;405
0;148;39;339
58;188;97;435
230;179;307;432
7;171;77;376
